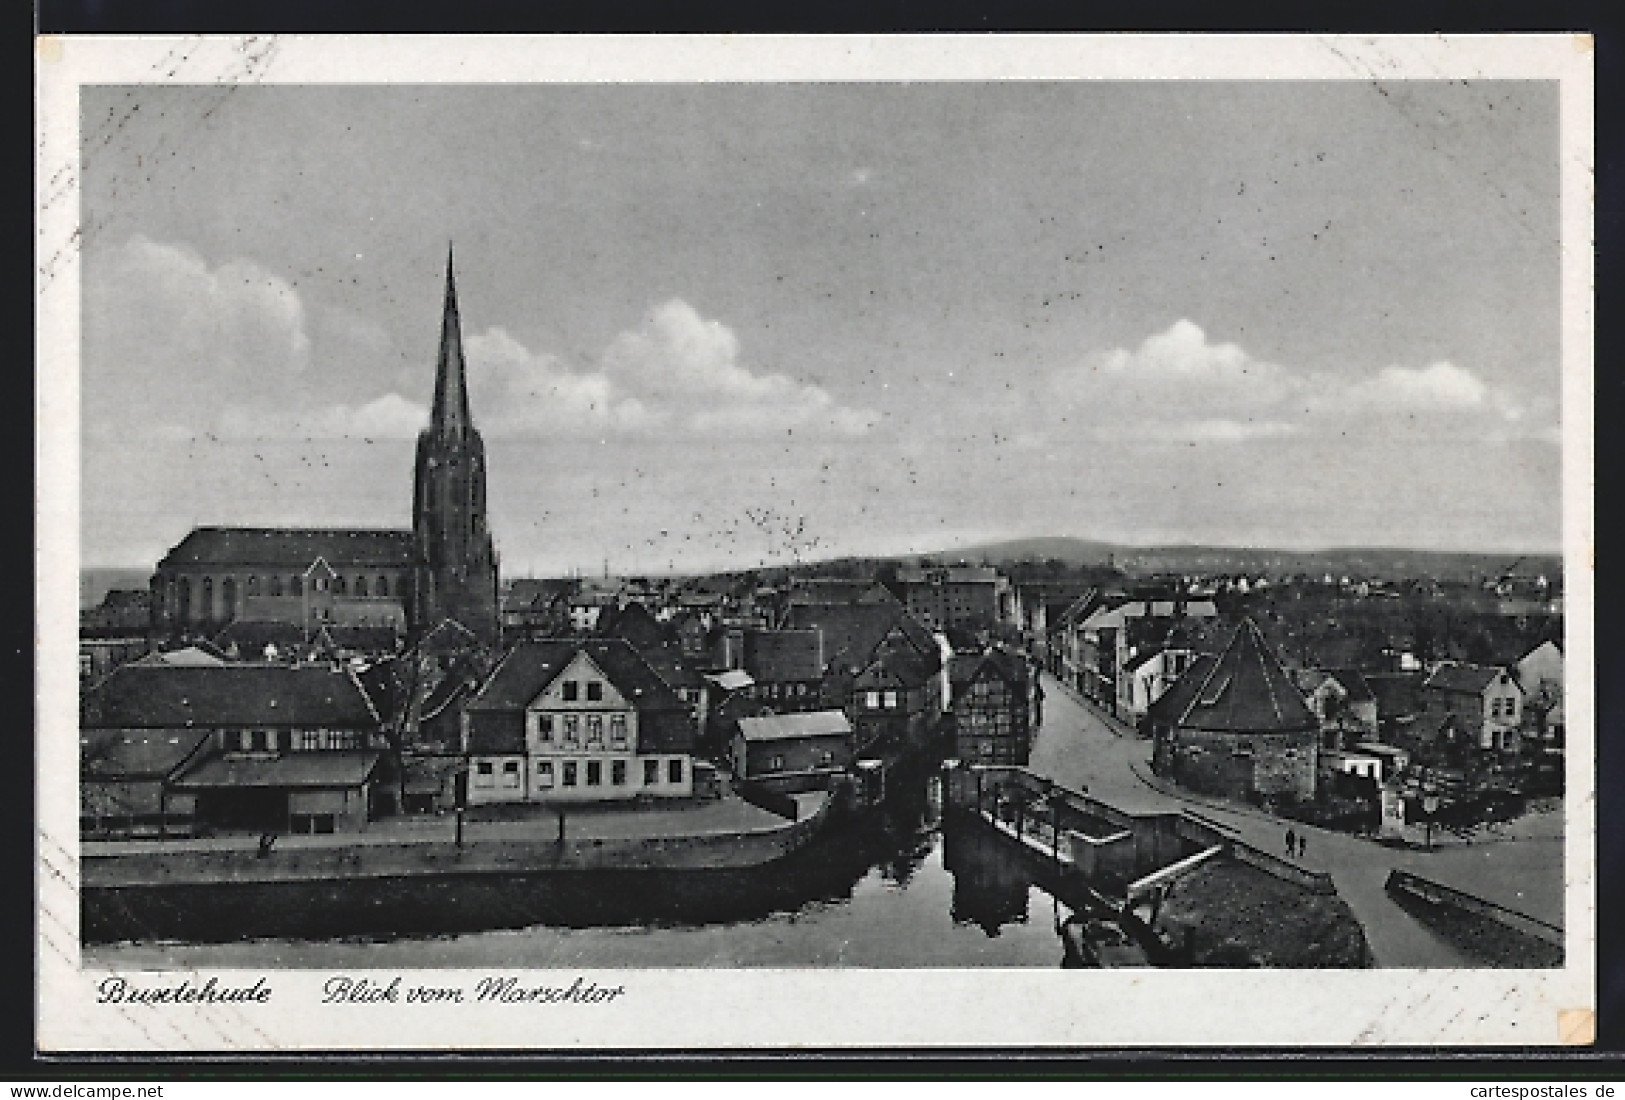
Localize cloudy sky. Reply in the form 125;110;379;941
79;81;1561;575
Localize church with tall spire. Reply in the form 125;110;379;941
149;249;502;650
412;247;500;645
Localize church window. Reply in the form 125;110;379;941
355;577;369;598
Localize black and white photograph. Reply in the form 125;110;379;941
37;35;1594;1049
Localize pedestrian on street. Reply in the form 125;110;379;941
1298;834;1307;860
1285;827;1296;856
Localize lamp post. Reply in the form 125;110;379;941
1422;792;1440;851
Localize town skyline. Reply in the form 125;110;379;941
80;81;1563;575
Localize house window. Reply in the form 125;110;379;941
562;762;578;787
333;576;347;596
668;759;684;785
644;759;659;785
299;730;319;751
883;690;899;709
587;681;603;702
612;760;627;785
269;576;283;597
562;681;579;702
610;715;628;748
586;761;602;786
290;576;303;596
563;716;580;745
865;691;882;709
239;731;253;752
586;715;604;744
474;761;495;787
537;715;554;742
770;754;785;772
376;576;390;599
502;760;521;788
355;577;369;598
537;761;555;787
819;749;833;766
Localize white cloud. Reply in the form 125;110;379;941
215;393;429;441
84;235;315;435
1097;319;1288;389
467;326;655;436
1045;319;1549;447
1055;320;1301;438
1353;361;1489;410
601;299;877;437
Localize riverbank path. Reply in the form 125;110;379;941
1026;673;1564;968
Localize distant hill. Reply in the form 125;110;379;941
925;537;1562;584
80;568;151;611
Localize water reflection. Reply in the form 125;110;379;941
85;765;1073;969
943;819;1035;937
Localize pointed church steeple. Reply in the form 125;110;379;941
430;244;472;438
412;244;499;646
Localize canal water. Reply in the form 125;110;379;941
83;771;1075;969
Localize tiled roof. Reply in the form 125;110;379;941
171;751;383;790
1365;673;1424;719
705;669;755;692
82;664;381;729
465;638;686;714
737;710;852;743
158;527;417;569
503;578;577;610
1324;668;1376;704
1424;663;1512;696
949;649;1027;687
213;620;306;654
743;630;824;683
782;603;901;672
786;579;898;607
1146;654;1219;727
136;645;228;667
81;729;211;780
316;624;402;654
1148;619;1317;733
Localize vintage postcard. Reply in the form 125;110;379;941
36;34;1594;1050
